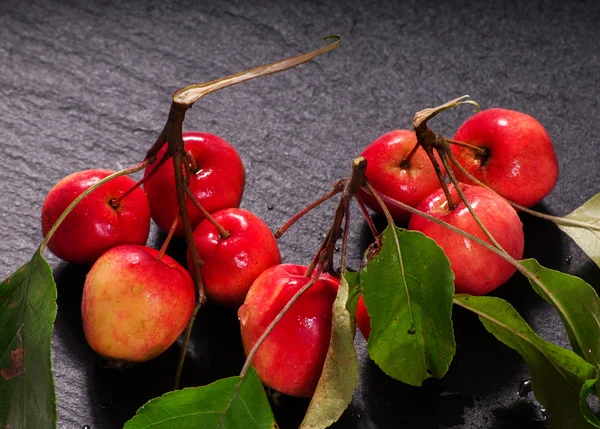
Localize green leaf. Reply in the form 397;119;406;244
360;226;455;386
0;251;57;429
580;378;600;427
454;294;597;429
124;366;277;429
557;193;600;268
300;270;359;429
521;259;600;366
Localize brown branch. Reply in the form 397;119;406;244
275;181;345;239
354;193;378;239
174;36;341;106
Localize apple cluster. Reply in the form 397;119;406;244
356;108;558;339
40;106;559;401
41;131;282;363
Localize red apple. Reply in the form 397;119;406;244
187;208;281;309
238;264;339;397
356;295;371;340
360;130;445;223
143;131;245;236
451;108;559;207
81;245;195;362
41;169;151;265
408;184;524;295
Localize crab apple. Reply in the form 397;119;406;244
451;108;559;207
360;130;445;223
82;244;195;362
238;264;339;397
186;208;281;309
408;183;524;295
143;131;245;236
41;169;151;265
356;295;371;340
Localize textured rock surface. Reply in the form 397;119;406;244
0;0;599;427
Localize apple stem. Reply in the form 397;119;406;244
311;157;368;276
144;131;167;164
185;152;200;173
305;230;331;278
174;302;200;390
240;268;324;378
39;160;150;255
445;138;488;157
400;142;420;169
184;185;230;239
161;102;208;390
446;149;600;232
158;208;179;261
424;144;457;210
110;152;172;209
438;148;506;253
354;193;378;239
324;157;367;271
412;96;508;252
413;96;482;211
325;200;346;273
275;181;345;239
339;197;352;274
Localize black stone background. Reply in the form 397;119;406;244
1;0;599;428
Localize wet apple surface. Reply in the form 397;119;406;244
1;1;599;428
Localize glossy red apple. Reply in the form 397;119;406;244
451;108;559;207
238;264;339;397
41;169;151;265
356;295;371;340
143;131;245;236
360;130;445;223
408;183;524;295
82;245;195;362
187;208;281;309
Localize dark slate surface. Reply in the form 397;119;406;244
1;0;599;428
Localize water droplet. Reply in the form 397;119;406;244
267;205;274;211
82;426;91;429
565;256;572;265
539;405;548;421
238;305;248;326
334;246;340;252
518;378;532;397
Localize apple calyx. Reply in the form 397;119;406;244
399;141;421;169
